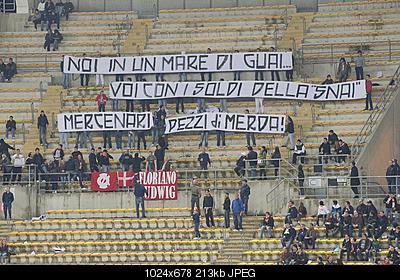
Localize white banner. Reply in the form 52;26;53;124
63;52;293;74
165;112;286;134
57;112;153;132
109;80;366;101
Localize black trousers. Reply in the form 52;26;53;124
103;132;112;148
137;133;146;150
176;98;184;113
204;208;215;227
80;74;89;86
126;100;134;112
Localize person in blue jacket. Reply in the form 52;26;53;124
232;193;244;231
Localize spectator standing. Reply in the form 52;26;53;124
154;144;165;171
114;130;123;150
365;74;373;111
190;177;201;215
95;51;104;87
88;147;99;172
244;109;256;147
350;161;360;198
354;50;365;80
298;164;305;197
383;194;397;221
231;193;244;231
0;58;6;82
245;146;258;178
192;207;201;240
133;175;148;218
119;151;132;172
285;48;294;81
240;179;251;215
11;149;24;182
44;29;53;52
2;187;14;220
282;116;295;149
0;139;14;160
1;154;12;184
102;131;111;149
203;189;215;228
233;50;241;80
318;138;330;164
271;146;281;177
115;53;124;82
198;149;211;179
337;139;350;164
80;53;89;87
198;130;209;148
336;57;351;82
61;54;72;89
52;29;63;51
145;151;156;172
223;192;231;228
37;0;46;31
98;150;113;172
96;90;108;112
5;116;16;140
258;146;267;179
37;111;49;147
386;159;397;194
132;153;145;173
270;46;281;81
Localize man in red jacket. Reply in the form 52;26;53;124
365;74;373;111
96;90;108;112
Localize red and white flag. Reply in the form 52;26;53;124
90;172;118;192
117;171;136;187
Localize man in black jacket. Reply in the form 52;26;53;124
119;151;132;172
318;138;331;164
340;234;352;261
322;74;334;85
386;159;397;194
357;233;371;261
223;192;230;228
281;223;296;248
5;116;16;140
337;139;350;164
131;153;146;173
356;199;369;226
203;189;215;227
375;211;388;238
246;146;258;178
383;194;397;221
2;187;14;220
285;200;299;225
239;179;251;215
88;148;99;172
37;111;49;147
133;176;148;218
350;161;360;198
198;149;211;179
154;145;165;171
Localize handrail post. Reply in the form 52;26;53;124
31;102;34;123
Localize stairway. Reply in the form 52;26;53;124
123;19;154;55
278;12;314;50
215;216;259;264
0;221;13;241
23;86;63;153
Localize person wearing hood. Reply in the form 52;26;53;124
131;152;145;173
234;152;246;177
0;139;14;160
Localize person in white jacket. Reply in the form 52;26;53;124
316;200;330;227
11;149;25;182
292;139;306;164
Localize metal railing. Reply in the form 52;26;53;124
300;39;400;66
0;0;15;13
351;65;400;159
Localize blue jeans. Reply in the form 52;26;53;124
62;73;71;89
197;98;206;113
3;203;11;219
60;132;68;149
224;210;230;228
112;100;119;111
199;131;208;148
152;127;159;145
5;128;15;139
233;213;242;230
355;66;364;80
194;221;200;238
39;126;47;145
135;196;146;218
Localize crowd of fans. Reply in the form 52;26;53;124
255;199;400;265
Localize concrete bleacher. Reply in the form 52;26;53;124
6;209;385;265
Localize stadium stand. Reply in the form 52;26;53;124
1;0;400;266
